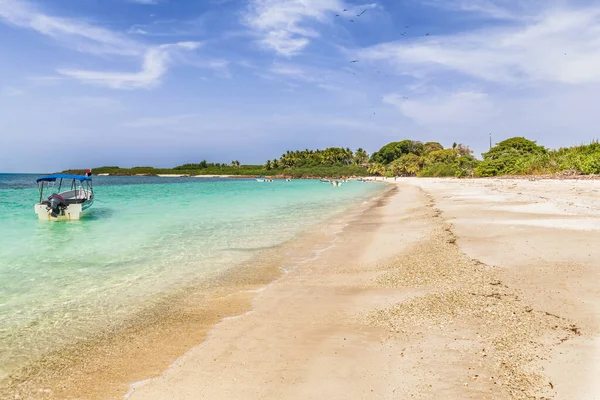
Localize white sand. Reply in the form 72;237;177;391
126;178;600;400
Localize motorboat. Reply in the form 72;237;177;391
320;179;330;183
256;176;272;182
34;174;94;220
330;180;342;187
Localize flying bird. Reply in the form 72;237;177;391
343;8;347;11
425;33;430;36
357;9;367;16
335;14;340;16
350;19;355;22
350;60;359;63
401;32;407;36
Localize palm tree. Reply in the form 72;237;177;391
367;163;386;177
354;148;369;165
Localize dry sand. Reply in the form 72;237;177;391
125;178;600;400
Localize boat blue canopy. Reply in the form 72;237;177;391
36;174;92;183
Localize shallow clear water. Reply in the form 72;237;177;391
0;174;384;379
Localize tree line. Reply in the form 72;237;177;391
264;148;369;170
68;137;600;178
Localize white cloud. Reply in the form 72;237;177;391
422;0;536;21
58;42;201;89
359;6;600;85
384;90;495;127
1;87;25;96
0;0;141;56
0;0;202;89
126;18;205;37
243;0;346;56
269;62;318;82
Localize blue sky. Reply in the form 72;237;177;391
1;0;599;172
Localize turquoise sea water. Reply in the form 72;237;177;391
0;174;384;380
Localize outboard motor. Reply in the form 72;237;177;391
47;194;67;217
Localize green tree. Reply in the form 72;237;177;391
423;142;444;154
475;137;546;177
353;148;369;165
370;140;424;164
367;162;386;176
388;154;425;176
427;149;456;164
275;147;355;168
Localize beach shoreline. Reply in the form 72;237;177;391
126;177;600;400
0;183;391;400
4;177;600;399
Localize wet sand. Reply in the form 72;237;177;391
127;178;600;400
1;194;379;400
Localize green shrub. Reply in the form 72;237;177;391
419;163;459;177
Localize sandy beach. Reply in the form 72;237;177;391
5;178;600;399
121;178;600;400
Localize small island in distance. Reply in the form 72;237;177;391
63;137;600;179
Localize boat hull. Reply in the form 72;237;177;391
34;200;93;220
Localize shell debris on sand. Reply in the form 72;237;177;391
364;197;581;399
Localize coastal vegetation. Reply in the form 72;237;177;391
368;140;479;178
63;138;600;178
475;138;600;176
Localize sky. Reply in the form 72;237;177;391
1;0;600;172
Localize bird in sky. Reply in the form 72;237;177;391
350;60;359;63
343;9;347;11
401;32;407;36
350;19;355;22
357;9;367;17
425;33;430;36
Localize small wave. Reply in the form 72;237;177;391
124;378;152;399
